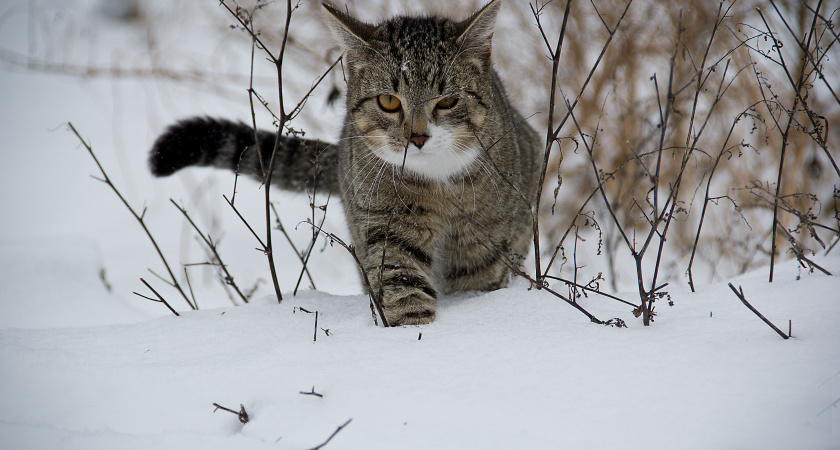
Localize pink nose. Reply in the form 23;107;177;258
410;134;430;148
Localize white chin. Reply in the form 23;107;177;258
375;128;479;182
377;145;479;182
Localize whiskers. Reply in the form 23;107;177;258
338;121;512;221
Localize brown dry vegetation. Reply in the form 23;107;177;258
524;0;839;289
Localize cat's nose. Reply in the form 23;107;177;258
410;134;430;149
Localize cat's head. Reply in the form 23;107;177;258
323;0;502;182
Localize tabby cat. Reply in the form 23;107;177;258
149;0;542;325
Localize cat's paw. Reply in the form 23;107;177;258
384;293;436;326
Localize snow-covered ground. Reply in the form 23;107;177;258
2;260;839;449
1;1;838;448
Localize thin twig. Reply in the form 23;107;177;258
727;283;789;339
543;185;598;275
446;198;604;324
212;403;249;424
218;0;277;61
318;229;389;327
299;387;324;398
287;56;343;123
220;0;291;304
550;0;634;139
308;418;352;450
269;203;317;290
171;199;250;304
754;5;817;282
69;122;195;310
532;0;574;284
777;225;834;276
543;275;636;307
183;266;199;310
295;195;331;296
766;0;839;178
304;221;387;327
223;195;266;249
687;102;764;291
134;278;180;316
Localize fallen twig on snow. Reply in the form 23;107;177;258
728;283;789;340
299;386;324;398
308;418;352;450
212;402;249;424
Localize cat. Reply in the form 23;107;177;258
149;0;542;326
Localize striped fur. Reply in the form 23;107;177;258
149;117;337;194
149;0;542;326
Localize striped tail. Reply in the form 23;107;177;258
149;117;338;194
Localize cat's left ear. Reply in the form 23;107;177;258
454;0;502;61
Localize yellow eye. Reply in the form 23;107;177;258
377;94;401;112
436;96;459;110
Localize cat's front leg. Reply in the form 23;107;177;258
359;220;440;326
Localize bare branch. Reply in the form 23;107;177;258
171;199;250;304
69;122;195;310
134;278;180;316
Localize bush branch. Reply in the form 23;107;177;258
134;278;180;316
171;199;250;304
68;122;195;310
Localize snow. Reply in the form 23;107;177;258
2;264;839;449
1;1;839;449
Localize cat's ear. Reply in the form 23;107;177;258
322;3;375;53
454;0;502;60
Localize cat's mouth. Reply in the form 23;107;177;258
374;144;436;165
403;145;434;157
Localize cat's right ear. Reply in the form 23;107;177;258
321;3;375;53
